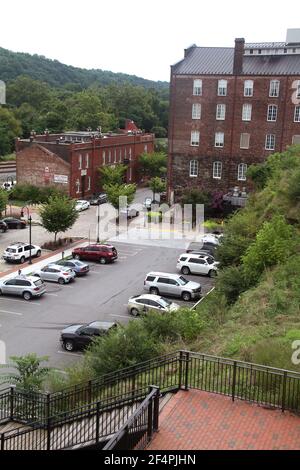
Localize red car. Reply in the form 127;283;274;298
72;244;118;264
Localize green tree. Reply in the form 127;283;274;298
149;177;166;200
39;195;78;242
0;354;50;392
181;189;211;227
139;152;167;178
99;164;127;187
0;188;8;216
0;107;22;155
104;183;136;210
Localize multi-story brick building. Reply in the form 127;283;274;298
168;29;300;202
16;120;154;199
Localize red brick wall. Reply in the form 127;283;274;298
168;73;300;199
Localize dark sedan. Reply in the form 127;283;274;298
0;220;8;233
60;321;117;352
55;259;90;276
89;193;108;206
2;218;27;230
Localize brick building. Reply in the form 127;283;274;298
168;29;300;202
16;120;154;198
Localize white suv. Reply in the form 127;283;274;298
3;243;42;264
177;254;219;277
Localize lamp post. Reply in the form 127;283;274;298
20;206;32;265
96;203;100;243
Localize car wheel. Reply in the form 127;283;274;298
181;266;190;275
0;289;2;296
20;256;25;264
23;291;32;301
135;211;140;217
150;287;159;296
130;308;140;317
209;270;217;278
36;250;41;258
1;228;5;233
58;277;65;285
182;291;192;302
99;257;106;265
73;254;81;260
64;340;75;352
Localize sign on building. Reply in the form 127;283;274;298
54;175;69;184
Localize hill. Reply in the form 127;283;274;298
0;47;169;90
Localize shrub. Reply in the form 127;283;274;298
147;211;163;223
216;266;250;305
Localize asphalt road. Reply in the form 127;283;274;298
0;241;214;369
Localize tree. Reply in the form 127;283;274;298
0;354;49;392
99;164;127;187
104;183;136;210
39;195;78;242
181;189;211;227
149;177;166;200
0;188;8;216
139;152;167;179
0;107;22;155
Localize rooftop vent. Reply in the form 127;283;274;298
286;28;300;45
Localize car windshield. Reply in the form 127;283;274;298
178;276;188;286
6;248;16;253
159;297;172;308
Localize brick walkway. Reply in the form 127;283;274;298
148;390;300;450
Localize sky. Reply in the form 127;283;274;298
0;0;299;82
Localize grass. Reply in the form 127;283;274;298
0;153;16;162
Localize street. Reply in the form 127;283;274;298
0;241;214;368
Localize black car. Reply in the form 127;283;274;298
89;193;108;206
0;220;8;233
3;218;27;230
55;259;90;276
60;321;117;352
186;242;217;256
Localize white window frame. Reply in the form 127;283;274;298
240;133;250;149
189;160;199;177
294;106;300;123
218;80;227;96
192;103;201;120
103;151;106;165
297;80;300;99
193;79;202;96
215;132;224;148
129;167;132;181
213;161;222;179
265;134;276;150
85;153;89;169
144;145;148;153
114;149;117;163
78;154;82;170
108;151;111;163
242;104;252;121
87;176;91;191
292;135;300;145
238;163;247;181
269;80;280;98
75;179;80;194
244;80;254;97
216;104;226;120
129;148;132;161
119;149;122;162
190;131;200;147
267;105;278;122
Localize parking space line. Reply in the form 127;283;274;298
0;298;41;306
45;293;59;297
56;351;82;357
109;314;130;319
0;310;23;316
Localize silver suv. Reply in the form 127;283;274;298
144;272;201;302
3;242;42;264
0;275;46;301
34;264;76;284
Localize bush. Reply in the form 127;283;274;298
9;184;64;204
147;211;163;223
216;266;250;305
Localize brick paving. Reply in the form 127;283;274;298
148;390;300;450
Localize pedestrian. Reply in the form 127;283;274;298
18;269;22;276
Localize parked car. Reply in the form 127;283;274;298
0;275;46;301
144;198;160;211
119;206;140;219
177;254;219;277
1;181;16;191
0;220;8;233
128;294;180;317
55;259;90;276
89;193;108;206
188;250;216;260
72;244;118;264
186;242;217;256
2;218;26;230
75;200;90;211
3;242;42;264
60;321;117;352
144;272;202;302
34;264;76;285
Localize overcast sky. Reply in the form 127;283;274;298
0;0;299;82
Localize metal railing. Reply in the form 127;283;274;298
103;386;160;451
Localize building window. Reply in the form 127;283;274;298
87;176;91;191
213;161;222;179
119;149;122;162
78;154;82;170
85;153;89;169
267;105;278;121
108;151;111;163
242;104;252;121
124;148;127;160
292;135;300;145
189;160;199;177
144;145;148;153
218;80;227;96
269;80;280;97
294;106;300;122
297;81;300;99
216;104;226;120
238;163;247;181
192;103;201;120
129;167;132;181
193;79;202;96
102;151;106;165
240;133;250;149
129;148;132;160
244;80;254;97
265;134;276;150
114;149;117;163
191;131;200;146
75;179;80;194
215;132;224;148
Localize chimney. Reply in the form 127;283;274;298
184;44;197;58
233;38;245;75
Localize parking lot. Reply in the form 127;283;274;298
0;241;214;368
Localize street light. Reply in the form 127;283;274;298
20;206;32;265
96;203;100;243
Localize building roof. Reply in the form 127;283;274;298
172;47;300;76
